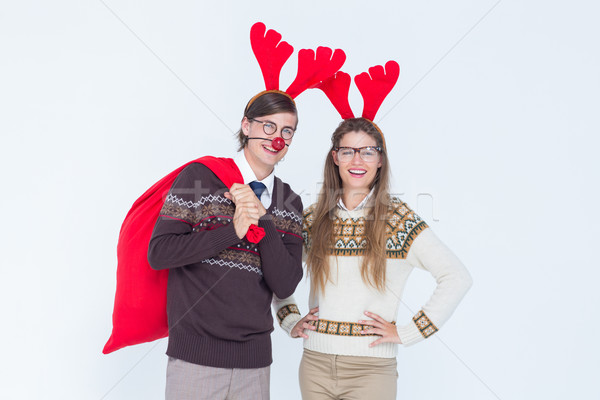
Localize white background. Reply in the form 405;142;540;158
1;1;599;399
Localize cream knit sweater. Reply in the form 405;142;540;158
273;197;472;358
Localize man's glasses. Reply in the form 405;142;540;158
334;146;382;163
249;118;295;140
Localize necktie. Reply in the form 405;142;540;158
249;181;266;199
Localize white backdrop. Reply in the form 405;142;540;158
1;1;599;399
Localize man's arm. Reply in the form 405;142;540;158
147;164;242;270
258;195;304;299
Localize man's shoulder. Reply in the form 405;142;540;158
273;176;302;203
179;161;212;176
175;162;223;186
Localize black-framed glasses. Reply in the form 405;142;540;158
249;118;295;140
334;146;382;162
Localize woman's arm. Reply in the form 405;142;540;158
396;227;473;345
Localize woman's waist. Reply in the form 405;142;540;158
308;318;395;337
315;301;398;325
303;330;398;358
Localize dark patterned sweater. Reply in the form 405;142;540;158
147;163;303;368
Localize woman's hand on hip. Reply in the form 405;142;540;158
359;311;402;346
291;307;319;339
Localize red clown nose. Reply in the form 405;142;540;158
271;137;285;151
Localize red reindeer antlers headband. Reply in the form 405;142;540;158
247;22;346;109
316;60;400;142
356;61;400;121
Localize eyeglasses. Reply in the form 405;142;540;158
334;146;382;162
249;118;295;140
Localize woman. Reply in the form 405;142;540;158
274;117;472;400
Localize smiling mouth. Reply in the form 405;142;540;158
348;169;367;176
262;144;280;154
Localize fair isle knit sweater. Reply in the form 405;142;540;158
148;163;303;368
273;198;472;358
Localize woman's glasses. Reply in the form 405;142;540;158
334;146;382;162
249;118;295;140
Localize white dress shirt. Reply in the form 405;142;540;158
233;152;275;209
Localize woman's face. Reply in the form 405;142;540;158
242;112;297;172
332;130;382;192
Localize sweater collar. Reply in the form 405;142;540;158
337;188;375;212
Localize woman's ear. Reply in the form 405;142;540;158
332;150;340;166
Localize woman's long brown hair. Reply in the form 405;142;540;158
307;118;391;293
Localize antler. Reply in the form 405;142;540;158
250;22;294;91
315;71;355;119
354;60;400;121
286;47;346;99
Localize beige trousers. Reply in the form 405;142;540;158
299;349;398;400
165;357;270;400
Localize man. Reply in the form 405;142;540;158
147;92;304;399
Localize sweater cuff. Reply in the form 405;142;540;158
397;310;439;346
208;222;241;249
257;218;279;242
275;304;302;337
281;313;302;337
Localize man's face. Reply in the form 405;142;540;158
242;112;297;172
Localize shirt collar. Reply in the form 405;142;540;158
234;151;275;196
337;188;375;211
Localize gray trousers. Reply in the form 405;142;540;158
165;357;270;400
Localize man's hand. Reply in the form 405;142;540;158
225;183;267;217
225;183;267;239
229;200;260;239
291;307;319;339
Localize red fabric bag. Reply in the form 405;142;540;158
103;156;264;354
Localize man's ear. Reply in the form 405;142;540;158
241;117;250;136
